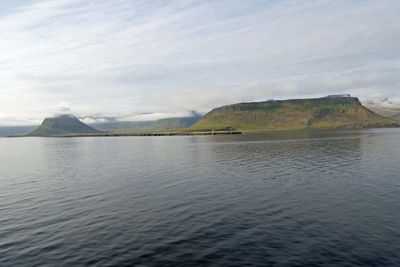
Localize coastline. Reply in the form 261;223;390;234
9;131;242;138
7;124;400;138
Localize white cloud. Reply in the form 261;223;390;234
0;0;399;125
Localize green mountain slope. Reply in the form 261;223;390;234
93;114;202;133
141;115;202;132
190;96;400;132
27;114;102;136
90;121;153;132
366;105;400;121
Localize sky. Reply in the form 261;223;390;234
0;0;399;125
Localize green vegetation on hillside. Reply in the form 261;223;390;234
93;114;202;133
141;115;202;132
366;105;400;121
190;97;400;132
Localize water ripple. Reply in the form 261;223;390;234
0;129;400;266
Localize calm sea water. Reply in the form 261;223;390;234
1;129;400;266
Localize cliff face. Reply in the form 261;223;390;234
190;97;400;131
27;114;102;136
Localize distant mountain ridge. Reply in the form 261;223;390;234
190;96;400;131
92;113;202;133
27;114;102;136
3;114;202;137
366;105;400;121
5;96;400;137
0;126;36;137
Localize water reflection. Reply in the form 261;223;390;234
0;129;400;266
202;130;364;181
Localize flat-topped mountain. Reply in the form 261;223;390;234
27;114;102;137
190;96;400;131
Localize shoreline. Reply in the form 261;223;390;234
6;125;400;138
9;131;242;138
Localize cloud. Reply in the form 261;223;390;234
0;0;399;125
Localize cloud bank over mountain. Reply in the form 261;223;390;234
0;0;399;125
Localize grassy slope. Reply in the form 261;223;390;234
142;116;202;132
91;121;153;132
92;115;202;133
190;97;399;131
366;105;400;121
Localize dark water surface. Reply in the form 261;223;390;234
1;129;400;266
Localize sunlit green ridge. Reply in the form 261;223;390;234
190;96;400;132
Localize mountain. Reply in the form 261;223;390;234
27;114;102;136
90;121;154;132
190;96;400;132
92;113;202;133
140;114;203;132
365;105;400;121
0;126;36;137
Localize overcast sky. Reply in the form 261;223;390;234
0;0;399;125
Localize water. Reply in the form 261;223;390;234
1;129;400;266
